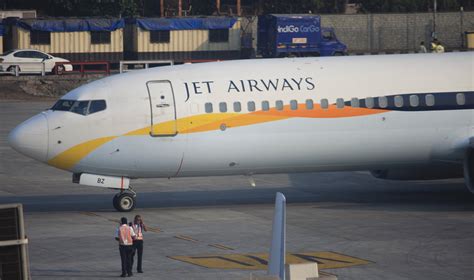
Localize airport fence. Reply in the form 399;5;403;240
0;61;46;76
119;60;174;73
55;61;110;76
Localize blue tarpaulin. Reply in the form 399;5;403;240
0;24;4;36
17;18;125;32
135;17;237;31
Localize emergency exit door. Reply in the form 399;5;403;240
147;80;178;136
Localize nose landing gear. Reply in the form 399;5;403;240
113;187;137;212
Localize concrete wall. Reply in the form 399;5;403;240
321;11;474;52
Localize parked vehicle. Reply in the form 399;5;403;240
0;49;73;74
257;14;347;58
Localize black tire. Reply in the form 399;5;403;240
55;65;65;75
7;65;20;75
113;193;136;212
113;193;120;210
334;52;344;56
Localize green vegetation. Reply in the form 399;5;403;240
0;0;472;17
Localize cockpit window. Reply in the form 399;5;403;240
70;101;90;115
51;99;107;115
51;100;75;111
89;100;107;114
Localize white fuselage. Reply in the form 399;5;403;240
8;53;474;180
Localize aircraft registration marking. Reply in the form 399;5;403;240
168;251;371;270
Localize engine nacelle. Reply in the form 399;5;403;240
463;149;474;194
371;164;463;181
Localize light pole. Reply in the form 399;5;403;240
433;0;437;39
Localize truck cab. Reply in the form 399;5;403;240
319;27;347;56
257;14;347;58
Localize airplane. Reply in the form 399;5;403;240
7;52;474;212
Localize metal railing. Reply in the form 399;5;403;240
0;62;47;76
55;61;110;76
184;59;222;63
119;60;174;73
0;204;31;280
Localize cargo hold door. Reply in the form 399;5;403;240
147;80;178;137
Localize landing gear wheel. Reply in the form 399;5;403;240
113;192;136;212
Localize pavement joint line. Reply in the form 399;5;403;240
174;235;199;242
79;211;159;231
80;212;233;248
208;244;235;251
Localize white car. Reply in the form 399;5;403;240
0;49;73;74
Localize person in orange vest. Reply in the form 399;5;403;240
131;215;147;273
115;217;136;277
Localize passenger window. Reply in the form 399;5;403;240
70;101;90;116
320;99;328;109
233;102;241;112
14;51;28;58
219;102;227;112
290;100;298;110
276;100;284;111
262;101;270;111
205;103;213;113
456;93;466;105
410;95;419;107
365;97;374;109
394;96;403;108
88;100;107;114
425;94;435;106
248;101;256;112
336;98;344;109
305;99;314;110
378;96;388;108
350;98;359;108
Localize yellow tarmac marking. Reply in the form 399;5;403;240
146;226;162;233
174;235;199;242
168;251;372;270
208;244;235;251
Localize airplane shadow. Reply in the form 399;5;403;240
0;172;472;213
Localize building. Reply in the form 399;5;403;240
0;10;36;19
125;17;241;62
10;18;124;62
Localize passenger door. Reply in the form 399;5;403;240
32;51;54;72
146;80;178;136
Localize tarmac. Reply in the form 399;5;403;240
0;100;473;280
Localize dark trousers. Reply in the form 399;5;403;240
131;240;144;271
119;245;133;275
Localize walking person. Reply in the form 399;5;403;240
115;217;136;277
131;215;147;273
419;41;427;53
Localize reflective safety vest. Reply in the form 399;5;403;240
436;44;445;53
119;225;133;245
133;224;144;241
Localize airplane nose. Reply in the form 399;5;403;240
8;113;49;162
